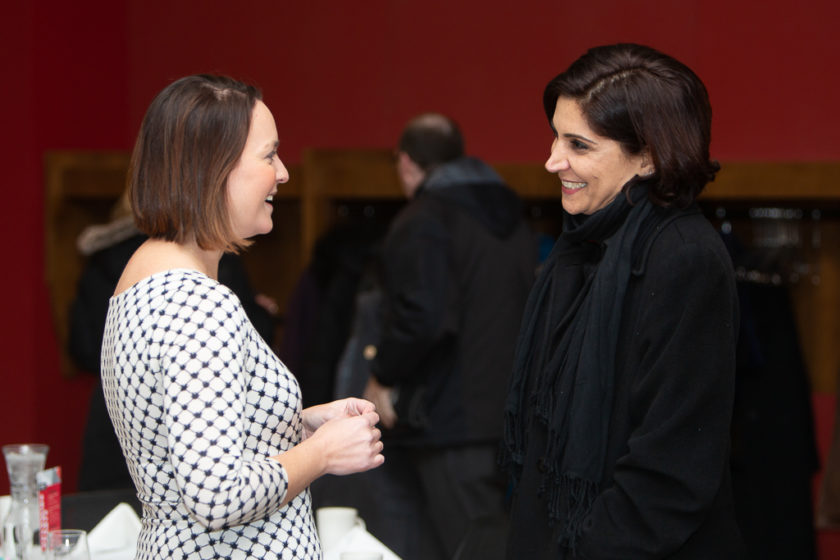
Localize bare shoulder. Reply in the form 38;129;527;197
113;239;196;297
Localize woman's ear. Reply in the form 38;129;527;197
639;150;656;177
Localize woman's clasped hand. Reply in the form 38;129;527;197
301;398;385;475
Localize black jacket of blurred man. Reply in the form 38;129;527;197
363;113;536;560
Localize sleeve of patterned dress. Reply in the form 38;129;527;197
156;281;290;530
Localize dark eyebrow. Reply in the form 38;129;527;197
563;133;597;145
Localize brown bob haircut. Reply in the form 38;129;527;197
544;43;719;208
129;74;262;253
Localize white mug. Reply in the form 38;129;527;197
340;552;383;560
316;507;365;552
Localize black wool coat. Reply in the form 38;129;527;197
507;204;745;559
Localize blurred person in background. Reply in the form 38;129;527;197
364;113;536;560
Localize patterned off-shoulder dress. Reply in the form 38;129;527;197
101;269;321;559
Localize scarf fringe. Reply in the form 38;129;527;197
546;473;599;552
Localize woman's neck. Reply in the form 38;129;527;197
147;238;222;279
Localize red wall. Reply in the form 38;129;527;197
1;0;838;495
1;0;130;494
124;0;840;163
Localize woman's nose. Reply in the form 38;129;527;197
275;159;290;184
545;145;570;173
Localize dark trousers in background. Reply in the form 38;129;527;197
311;442;509;560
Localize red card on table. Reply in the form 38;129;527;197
36;466;62;552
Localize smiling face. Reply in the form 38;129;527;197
545;97;650;216
227;100;289;239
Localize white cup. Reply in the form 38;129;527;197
316;507;365;552
340;552;383;560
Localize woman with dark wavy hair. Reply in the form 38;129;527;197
501;44;743;558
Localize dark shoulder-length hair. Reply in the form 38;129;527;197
129;74;262;253
544;43;719;208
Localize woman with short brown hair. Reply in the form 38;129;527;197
103;74;384;559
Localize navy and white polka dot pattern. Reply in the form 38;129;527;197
101;269;320;559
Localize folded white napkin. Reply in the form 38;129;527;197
87;502;141;558
323;525;402;560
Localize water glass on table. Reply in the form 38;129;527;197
2;443;49;560
45;529;90;560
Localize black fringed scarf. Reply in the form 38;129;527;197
501;183;653;551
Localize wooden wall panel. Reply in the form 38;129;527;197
45;150;840;391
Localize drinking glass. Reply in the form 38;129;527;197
2;443;49;560
45;530;90;560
